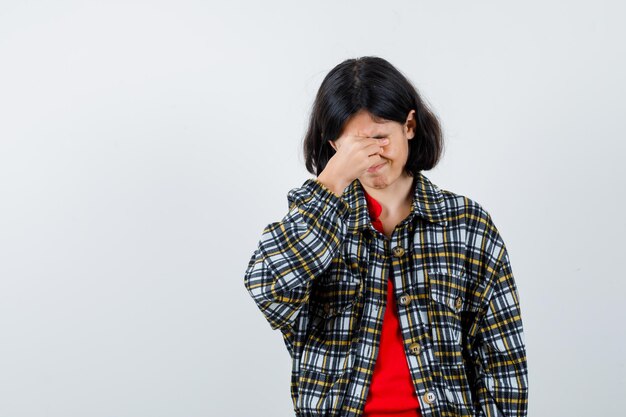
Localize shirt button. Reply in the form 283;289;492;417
392;245;405;257
455;296;462;310
408;342;422;355
423;391;436;404
398;293;412;306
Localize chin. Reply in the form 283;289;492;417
365;176;389;188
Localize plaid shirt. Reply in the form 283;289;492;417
244;172;528;417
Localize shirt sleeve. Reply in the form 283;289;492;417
471;247;529;417
243;178;350;332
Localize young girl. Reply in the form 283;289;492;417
244;56;528;417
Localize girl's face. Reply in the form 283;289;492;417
330;108;416;189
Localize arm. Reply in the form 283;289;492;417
471;248;529;417
243;178;350;333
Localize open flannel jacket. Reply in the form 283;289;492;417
244;172;528;417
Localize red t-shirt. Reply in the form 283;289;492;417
362;188;422;417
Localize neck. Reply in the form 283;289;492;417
361;174;415;218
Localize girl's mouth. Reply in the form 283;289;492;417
367;162;386;173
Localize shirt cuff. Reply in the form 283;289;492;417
302;178;350;220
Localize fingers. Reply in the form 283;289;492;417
362;137;389;146
367;138;388;154
367;141;388;157
349;135;389;156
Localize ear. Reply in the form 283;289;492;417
405;109;416;140
328;140;338;152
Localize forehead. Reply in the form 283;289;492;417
344;110;393;136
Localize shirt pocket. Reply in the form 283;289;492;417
301;258;362;376
310;256;363;319
426;271;466;361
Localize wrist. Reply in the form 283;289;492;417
316;172;349;197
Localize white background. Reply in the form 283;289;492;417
1;1;624;416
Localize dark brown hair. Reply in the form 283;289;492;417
303;56;444;177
